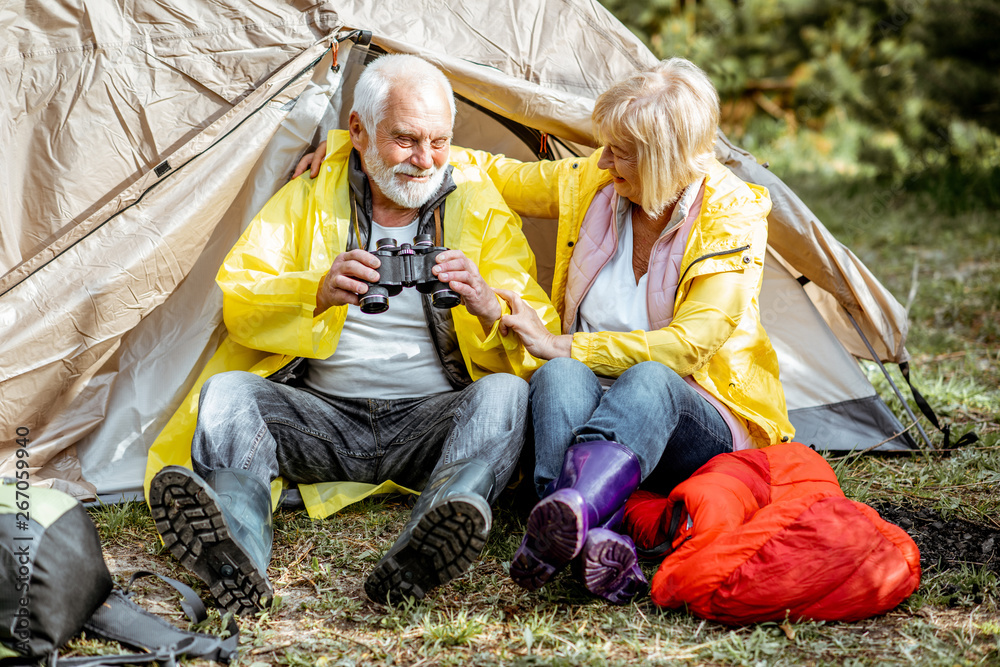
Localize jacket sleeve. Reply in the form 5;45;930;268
450;178;561;380
569;263;759;379
217;177;344;359
455;149;562;219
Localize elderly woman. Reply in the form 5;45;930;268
294;58;793;605
472;57;794;604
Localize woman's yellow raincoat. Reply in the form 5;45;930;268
453;148;794;448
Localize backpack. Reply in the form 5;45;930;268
1;483;239;665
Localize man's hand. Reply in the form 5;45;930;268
432;250;502;335
315;249;381;316
494;288;572;360
292;140;329;180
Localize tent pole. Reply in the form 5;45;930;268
843;310;934;450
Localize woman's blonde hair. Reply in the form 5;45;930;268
593;58;719;217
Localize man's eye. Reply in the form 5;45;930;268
432;139;449;149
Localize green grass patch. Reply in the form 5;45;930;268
87;499;161;549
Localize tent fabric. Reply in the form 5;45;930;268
622;443;921;624
2;0;915;501
1;38;333;498
758;249;912;450
713;137;910;364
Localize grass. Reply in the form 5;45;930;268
71;171;999;665
79;494;1000;666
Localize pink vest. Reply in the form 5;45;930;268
564;184;752;451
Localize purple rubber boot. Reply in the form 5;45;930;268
510;440;641;591
574;527;649;604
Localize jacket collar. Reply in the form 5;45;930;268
347;149;456;250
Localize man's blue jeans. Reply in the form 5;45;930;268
191;370;527;503
529;358;733;498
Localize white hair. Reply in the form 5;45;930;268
351;54;457;132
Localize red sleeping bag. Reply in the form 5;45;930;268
623;443;921;624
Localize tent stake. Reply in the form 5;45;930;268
844;309;934;450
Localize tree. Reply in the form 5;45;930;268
599;0;1000;180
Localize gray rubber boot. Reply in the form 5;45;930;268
149;465;273;615
364;459;495;604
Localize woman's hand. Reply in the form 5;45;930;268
494;288;572;360
292;140;329;180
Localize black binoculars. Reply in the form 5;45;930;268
359;235;462;314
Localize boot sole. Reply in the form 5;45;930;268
364;497;490;604
149;467;273;616
510;489;587;590
578;529;649;605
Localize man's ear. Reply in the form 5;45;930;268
348;111;367;152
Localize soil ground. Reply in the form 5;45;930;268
869;502;999;578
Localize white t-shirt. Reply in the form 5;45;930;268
576;184;699;334
305;219;455;399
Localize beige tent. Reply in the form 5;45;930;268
0;0;922;503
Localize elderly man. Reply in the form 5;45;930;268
147;54;558;614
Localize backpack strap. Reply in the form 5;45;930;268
49;646;178;666
50;572;240;666
120;572;212;627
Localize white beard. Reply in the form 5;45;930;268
364;144;447;210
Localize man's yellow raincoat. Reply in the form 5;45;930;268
144;131;559;517
453;148;794;448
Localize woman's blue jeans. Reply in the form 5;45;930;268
529;358;733;498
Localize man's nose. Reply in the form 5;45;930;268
410;142;435;170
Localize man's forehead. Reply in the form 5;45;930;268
385;120;453;138
380;82;453;135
